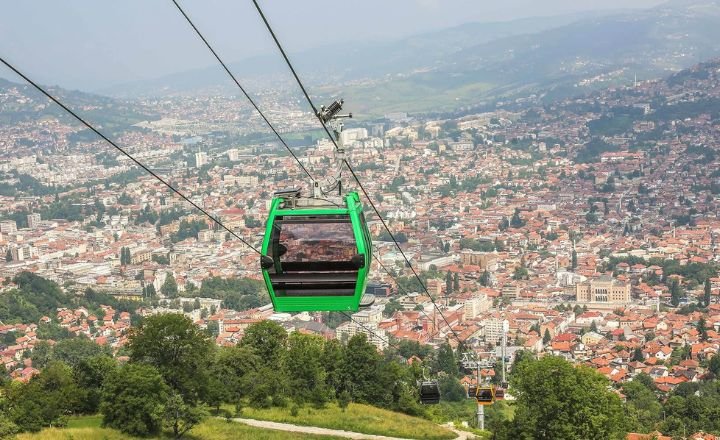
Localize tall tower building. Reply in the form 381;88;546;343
194;151;207;168
27;213;41;229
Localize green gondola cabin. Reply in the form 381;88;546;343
260;189;373;312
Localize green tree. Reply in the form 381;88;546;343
4;250;11;262
445;271;452;294
510;209;525;228
480;270;491;287
709;354;720;377
30;340;52;369
0;414;18;439
163;392;207;439
499;217;509;231
437;375;466;402
36;322;72;340
119;247;131;265
632;347;645;362
286;332;329;405
206;320;219;337
543;329;551;345
670;279;681;307
118;192;134;205
509;356;626;439
341;334;381;403
101;363;168;437
7;361;83;432
453;272;460;291
52;337;110;369
704;278;712;307
382;299;404;318
590;320;599;333
513;266;529;280
338;390;351;412
127;313;213;402
161;273;179;298
622;378;663;433
241;321;288;368
435;342;459;377
73;355;117;414
322;339;345;396
571;250;578;270
697;316;708;342
145;283;157;298
208;345;260;407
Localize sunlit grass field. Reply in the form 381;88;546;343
18;416;345;440
239;402;456;440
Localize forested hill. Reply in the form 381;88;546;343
0;77;159;133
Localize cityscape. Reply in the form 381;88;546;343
3;1;720;439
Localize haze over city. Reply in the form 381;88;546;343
1;0;666;90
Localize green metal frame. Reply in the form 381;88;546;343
261;192;372;312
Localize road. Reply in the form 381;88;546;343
230;417;476;440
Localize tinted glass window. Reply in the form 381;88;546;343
273;216;356;263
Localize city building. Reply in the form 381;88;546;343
483;318;504;344
130;249;153;265
575;275;631;304
0;221;17;234
464;294;492;319
27;213;41;229
336;320;388;350
460;251;498;270
194;151;208;168
502;284;520;299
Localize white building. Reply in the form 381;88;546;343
0;221;17;234
195;151;208;168
464;294;492;319
340;128;368;145
27;213;41;229
336;320;388;351
483;318;504;344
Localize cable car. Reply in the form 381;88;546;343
260;189;373;312
494;387;505;401
476;386;495;405
419;380;440;405
467;384;478;399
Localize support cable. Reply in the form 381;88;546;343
171;0;314;182
340;311;398;350
0;56;262;255
373;253;456;342
250;0;465;347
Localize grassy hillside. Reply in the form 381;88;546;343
17;416;345;440
239;402;456;440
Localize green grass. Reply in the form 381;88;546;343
239;402;456;440
66;415;103;429
18;416;344;440
18;426;133;440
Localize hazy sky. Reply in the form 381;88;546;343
0;0;667;91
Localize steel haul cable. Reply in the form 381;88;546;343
171;0;315;183
250;0;466;349
0;56;262;255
